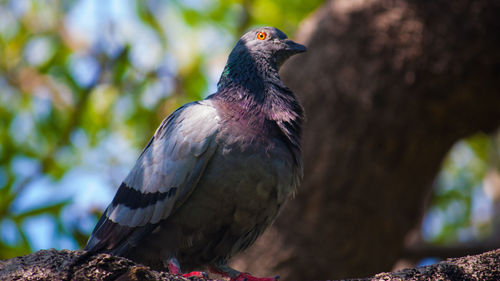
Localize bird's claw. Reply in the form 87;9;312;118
168;259;208;279
182;271;209;279
231;273;279;281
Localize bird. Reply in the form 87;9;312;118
84;26;306;281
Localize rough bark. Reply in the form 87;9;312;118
369;248;500;281
231;0;500;280
1;249;499;281
0;250;179;281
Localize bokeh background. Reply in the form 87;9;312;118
0;0;499;279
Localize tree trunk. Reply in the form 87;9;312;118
1;249;499;280
231;0;500;279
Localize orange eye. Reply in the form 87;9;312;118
256;31;267;40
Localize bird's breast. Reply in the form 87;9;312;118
175;124;296;228
214;124;296;200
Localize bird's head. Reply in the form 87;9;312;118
217;27;306;91
230;26;306;70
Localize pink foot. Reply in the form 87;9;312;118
182;271;208;278
168;259;207;278
167;259;182;275
231;273;280;281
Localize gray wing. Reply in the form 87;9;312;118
84;99;220;254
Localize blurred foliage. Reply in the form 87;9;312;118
0;0;323;259
423;132;500;245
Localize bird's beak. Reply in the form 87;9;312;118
284;39;307;54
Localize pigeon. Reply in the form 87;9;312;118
84;26;306;281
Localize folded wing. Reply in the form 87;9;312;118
84;100;220;255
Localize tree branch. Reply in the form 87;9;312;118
1;248;499;281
